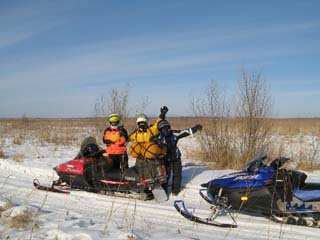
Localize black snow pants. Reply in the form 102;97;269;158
164;157;182;195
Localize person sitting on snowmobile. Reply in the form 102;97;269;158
151;120;203;195
103;114;129;172
74;136;113;188
128;106;168;181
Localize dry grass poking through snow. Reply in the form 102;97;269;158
0;149;6;159
0;117;320;169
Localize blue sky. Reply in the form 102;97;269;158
1;0;320;118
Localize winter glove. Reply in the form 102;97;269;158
159;106;169;119
150;135;161;145
195;124;203;131
191;124;203;133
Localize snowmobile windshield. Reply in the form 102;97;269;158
242;154;267;173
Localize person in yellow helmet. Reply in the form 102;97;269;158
103;114;129;172
128;106;168;180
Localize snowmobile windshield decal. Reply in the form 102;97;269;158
56;159;85;175
234;175;260;180
209;170;274;189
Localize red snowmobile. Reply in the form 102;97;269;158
33;141;168;202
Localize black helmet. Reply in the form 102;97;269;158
82;143;100;157
157;120;170;130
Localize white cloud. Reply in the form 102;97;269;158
2;22;318;82
0;0;85;48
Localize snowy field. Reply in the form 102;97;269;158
1;136;320;240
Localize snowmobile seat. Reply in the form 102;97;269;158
294;188;320;202
103;167;139;182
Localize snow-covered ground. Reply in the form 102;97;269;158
1;136;320;240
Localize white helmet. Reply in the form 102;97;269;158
136;114;148;123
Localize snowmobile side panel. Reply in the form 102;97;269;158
58;172;91;189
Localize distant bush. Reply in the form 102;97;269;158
0;149;6;159
192;70;272;169
11;153;25;162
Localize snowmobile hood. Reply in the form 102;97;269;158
205;168;275;189
55;158;87;175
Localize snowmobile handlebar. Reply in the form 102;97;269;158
84;149;106;158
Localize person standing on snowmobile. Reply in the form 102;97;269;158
103;114;129;172
151;120;203;195
128;106;168;180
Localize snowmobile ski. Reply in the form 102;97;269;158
174;200;237;228
33;179;153;200
33;179;70;194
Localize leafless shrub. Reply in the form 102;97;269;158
191;80;237;168
235;70;272;165
1;206;34;230
0;140;6;158
191;70;272;169
308;124;320;163
7;214;33;229
127;235;136;240
93;85;152;139
0;150;5;158
13;135;23;145
94;84;130;119
94;84;131;134
12;153;25;162
295;124;320;170
133;96;151;116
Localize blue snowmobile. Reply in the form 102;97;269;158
174;154;320;228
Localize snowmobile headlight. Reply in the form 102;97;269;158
241;196;248;201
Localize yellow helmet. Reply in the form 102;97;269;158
136;114;148;123
108;114;119;123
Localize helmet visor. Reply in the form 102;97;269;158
110;120;119;125
138;121;147;130
160;125;170;132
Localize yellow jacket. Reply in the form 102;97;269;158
128;118;161;143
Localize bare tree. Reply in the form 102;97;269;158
236;70;272;163
93;84;131;136
191;80;236;168
191;70;272;169
94;84;130;119
134;96;151;115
